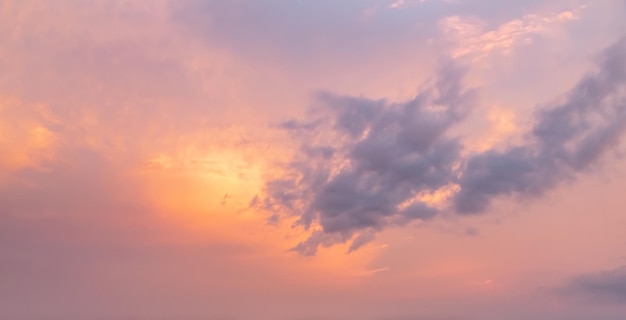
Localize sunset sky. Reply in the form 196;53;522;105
2;1;626;319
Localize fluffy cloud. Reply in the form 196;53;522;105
260;36;626;255
260;63;475;255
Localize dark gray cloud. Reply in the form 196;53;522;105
454;36;626;213
260;37;626;255
562;266;626;304
260;63;475;255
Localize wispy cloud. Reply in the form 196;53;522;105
389;0;427;9
440;6;583;60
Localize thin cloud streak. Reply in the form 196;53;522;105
440;7;582;61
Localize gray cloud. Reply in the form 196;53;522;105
562;266;626;304
260;63;475;255
260;37;626;255
454;36;626;213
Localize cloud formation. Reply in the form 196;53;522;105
260;36;626;255
440;7;581;60
258;62;475;256
563;266;626;304
454;36;626;213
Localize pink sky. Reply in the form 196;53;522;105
1;1;626;319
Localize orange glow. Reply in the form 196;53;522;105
0;98;58;179
132;145;387;281
465;106;520;153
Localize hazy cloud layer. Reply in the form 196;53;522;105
261;37;626;255
563;266;626;304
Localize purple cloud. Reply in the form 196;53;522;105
260;36;626;255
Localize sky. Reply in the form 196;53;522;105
1;0;626;319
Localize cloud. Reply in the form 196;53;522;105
259;36;626;255
389;0;427;9
260;62;476;255
454;36;626;213
562;266;626;304
440;7;582;60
